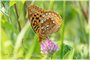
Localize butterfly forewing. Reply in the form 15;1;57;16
28;5;45;34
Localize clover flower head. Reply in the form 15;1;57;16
40;38;58;55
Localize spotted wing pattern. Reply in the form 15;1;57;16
28;5;62;42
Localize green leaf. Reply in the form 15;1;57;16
16;47;24;58
13;21;30;58
1;19;18;34
21;0;25;4
25;35;39;59
9;1;16;7
1;29;13;59
49;0;54;10
63;49;74;59
54;44;71;59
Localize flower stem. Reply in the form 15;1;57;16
60;0;66;58
50;55;52;60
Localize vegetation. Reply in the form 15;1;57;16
0;0;89;59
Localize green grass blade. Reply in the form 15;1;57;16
25;35;38;59
60;0;66;58
63;49;74;60
13;21;30;59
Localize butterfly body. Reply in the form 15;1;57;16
28;5;62;42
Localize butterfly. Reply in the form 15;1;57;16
28;5;62;42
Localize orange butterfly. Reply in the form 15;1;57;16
28;5;62;42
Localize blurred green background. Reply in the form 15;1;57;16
0;0;89;59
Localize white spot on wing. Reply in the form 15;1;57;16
51;18;54;20
42;15;45;17
41;20;44;23
46;13;48;15
53;21;55;23
49;13;51;15
46;25;49;27
41;27;44;29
